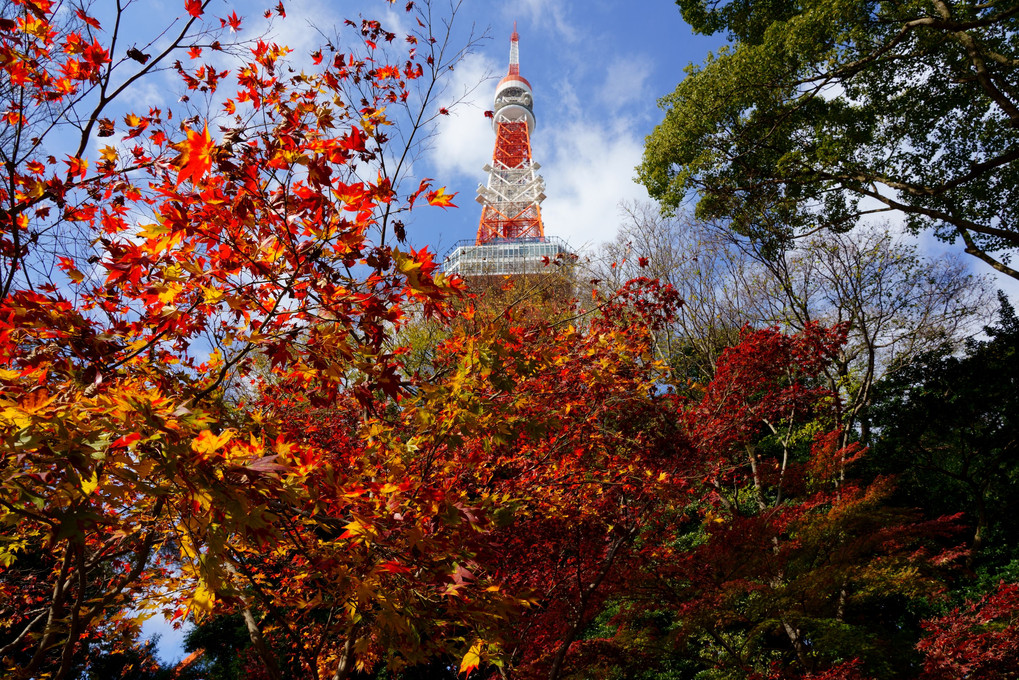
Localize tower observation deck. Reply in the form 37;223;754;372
443;26;571;278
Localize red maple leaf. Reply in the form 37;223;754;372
75;8;101;29
407;177;432;210
175;124;214;186
110;432;142;449
340;126;367;153
64;154;88;179
184;0;203;18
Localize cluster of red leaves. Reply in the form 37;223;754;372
504;321;963;680
683;323;848;464
918;581;1019;680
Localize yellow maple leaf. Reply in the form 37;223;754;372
459;641;483;678
191;429;234;456
190;583;216;618
426;186;458;209
81;471;100;495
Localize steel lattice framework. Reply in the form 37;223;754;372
475;26;547;244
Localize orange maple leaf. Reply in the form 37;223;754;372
175;124;215;186
64;154;88;179
426;186;457;209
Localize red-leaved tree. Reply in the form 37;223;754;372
510;324;965;680
918;581;1019;680
0;1;488;677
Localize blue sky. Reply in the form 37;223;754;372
90;0;723;258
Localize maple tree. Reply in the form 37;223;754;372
0;0;485;677
453;278;691;680
917;581;1019;680
489;323;966;680
167;274;685;679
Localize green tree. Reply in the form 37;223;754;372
868;292;1019;578
640;0;1019;279
182;614;250;680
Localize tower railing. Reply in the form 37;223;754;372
441;236;571;277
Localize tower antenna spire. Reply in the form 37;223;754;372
509;22;520;76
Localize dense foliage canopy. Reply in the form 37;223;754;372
640;0;1019;278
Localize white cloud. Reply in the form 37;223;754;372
538;119;648;252
510;0;579;43
529;48;654;252
429;52;500;179
598;55;652;113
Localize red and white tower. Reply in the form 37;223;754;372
475;25;546;243
443;26;569;279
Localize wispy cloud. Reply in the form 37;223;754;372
598;55;652;114
428;53;499;180
508;0;578;43
539;118;649;252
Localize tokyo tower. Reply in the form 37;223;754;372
475;24;545;243
443;26;569;278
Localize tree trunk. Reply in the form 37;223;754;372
330;634;356;680
241;606;283;680
547;532;630;680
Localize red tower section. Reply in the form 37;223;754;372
475;27;546;245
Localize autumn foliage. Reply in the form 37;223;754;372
2;1;1018;679
0;0;469;677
